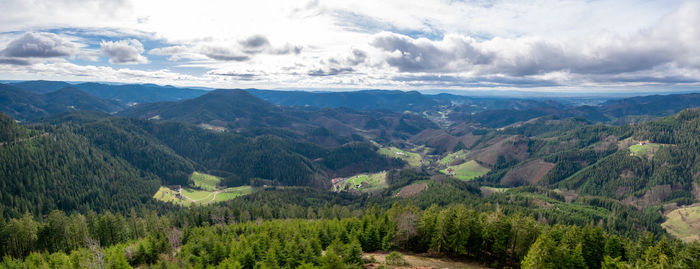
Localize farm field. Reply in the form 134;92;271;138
629;143;661;158
191;171;221;191
378;146;422;167
439;150;469;166
153;185;253;206
153;172;253;206
333;171;387;192
440;160;490;181
661;205;700;242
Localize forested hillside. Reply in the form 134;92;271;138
2;81;700;268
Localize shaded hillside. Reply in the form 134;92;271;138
600;93;700;117
247;89;440;111
120;89;295;129
0;120;162;218
0;83;54;120
73;82;206;104
451;105;609;128
10;80;73;94
70;117;196;186
44;87;124;113
121;90;439;144
0;113;30;143
12;80;208;105
0;83;124;121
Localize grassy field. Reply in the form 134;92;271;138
191;171;221;191
378;146;422;167
662;205;700;242
153;171;253;206
334;171;388;192
440;160;490;181
629;143;661;158
439;150;469;166
154;186;253;206
213;186;254;202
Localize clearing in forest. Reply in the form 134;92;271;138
362;251;488;269
153;172;253;206
439;150;469;166
629;143;661;158
333;171;388;192
440;160;490;181
378;146;423;167
662;205;700;242
191;171;221;191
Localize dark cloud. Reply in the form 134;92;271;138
0;58;32;65
371;32;491;72
2;32;79;58
490;39;675;76
308;67;354;76
346;49;367;66
392;74;561;88
272;44;303;55
207;70;260;81
100;39;149;64
201;46;250;61
370;27;700;82
238;35;270;50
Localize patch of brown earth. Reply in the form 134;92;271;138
394;183;428;198
479;186;503;197
363;252;489;269
559;189;579;203
615;186;633;199
499;159;556;186
663;203;679;212
530;198;552;208
619;169;635;179
624;184;673;208
466;136;530;167
692;182;700;200
617;137;637;150
410;129;480;153
594;135;619;152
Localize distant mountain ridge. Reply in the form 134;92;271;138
11;80;207;105
246;89;441;111
0;83;124;121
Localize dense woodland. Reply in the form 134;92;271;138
3;81;700;268
1;203;699;268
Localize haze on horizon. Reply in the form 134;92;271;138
0;0;699;93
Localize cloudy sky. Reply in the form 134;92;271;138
1;0;699;92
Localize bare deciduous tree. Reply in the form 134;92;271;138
165;227;183;251
85;238;104;269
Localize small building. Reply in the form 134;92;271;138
169;185;182;191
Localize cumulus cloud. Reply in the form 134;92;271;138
100;39;149;64
369;7;700;80
308;67;354;76
0;58;32;66
1;32;79;58
149;35;303;62
200;46;250;61
346;49;367;66
371;32;491;72
239;35;270;51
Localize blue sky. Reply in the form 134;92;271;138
0;0;699;93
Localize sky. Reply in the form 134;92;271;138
0;0;699;93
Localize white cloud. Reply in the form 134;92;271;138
1;32;80;58
0;0;698;91
100;39;149;64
